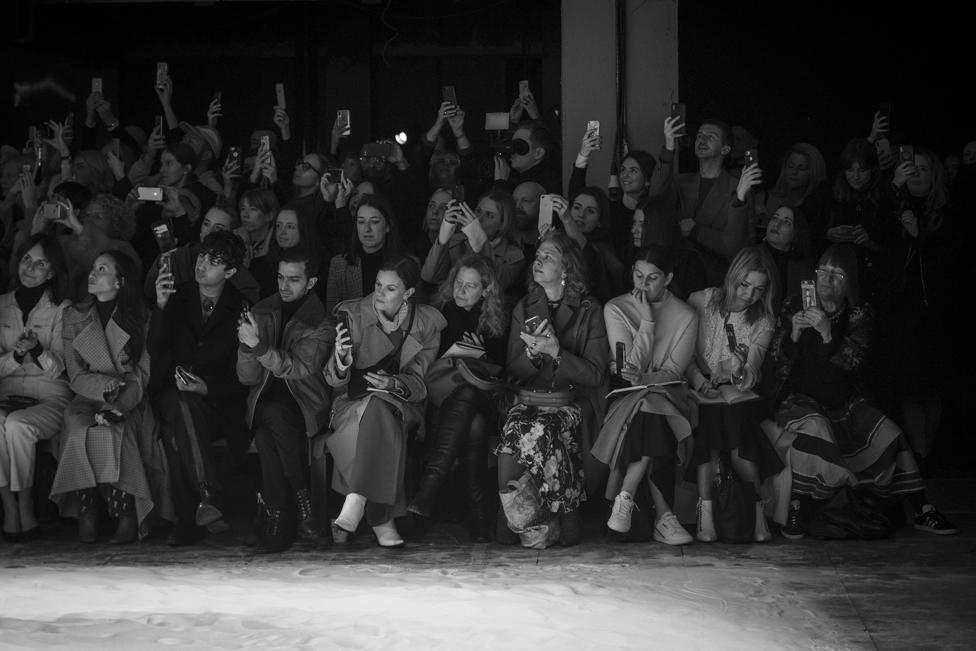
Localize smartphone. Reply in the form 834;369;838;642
615;341;625;375
325;167;343;180
485;112;510;131
259;135;271;155
441;85;457;106
159;251;172;276
878;101;892;126
800;280;817;310
361;142;393;158
586;120;600;138
275;82;286;109
228;146;242;165
40;202;63;222
212;90;222;104
156;61;168;89
538;194;554;234
65;111;75;129
899;144;915;163
523;315;540;334
138;186;164;202
670;102;687;125
724;323;738;352
336;109;351;136
91;77;103;94
151;220;177;251
240;300;251;322
337;310;351;335
99;410;125;424
518;79;530;98
154;115;164;134
744;149;759;167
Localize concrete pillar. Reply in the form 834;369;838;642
561;0;678;191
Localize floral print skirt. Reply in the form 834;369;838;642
495;403;585;513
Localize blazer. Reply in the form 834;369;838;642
237;292;335;436
0;289;72;401
676;168;753;263
148;281;247;401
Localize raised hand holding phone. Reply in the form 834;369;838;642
334;312;353;369
237;307;260;347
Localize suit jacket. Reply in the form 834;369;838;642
148;281;247;402
676;169;753;264
237;293;334;436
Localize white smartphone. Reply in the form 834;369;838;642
586;120;600;138
137;187;164;202
538;194;554;234
336;109;351;135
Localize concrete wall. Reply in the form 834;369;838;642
561;0;678;190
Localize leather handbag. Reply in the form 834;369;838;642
425;357;505;407
517;387;575;408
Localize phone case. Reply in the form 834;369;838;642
586;120;600;137
441;86;457;105
275;83;286;109
538;195;554;234
801;280;817;309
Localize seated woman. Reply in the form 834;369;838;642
762;245;957;538
49;249;154;544
325;255;445;548
685;245;783;543
496;230;609;547
555;187;627;304
591;245;698;545
420;190;525;294
409;254;509;542
0;235;72;541
325;194;405;316
761;205;814;313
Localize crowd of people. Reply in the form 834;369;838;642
0;70;968;552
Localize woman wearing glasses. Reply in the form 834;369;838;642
762;245;958;539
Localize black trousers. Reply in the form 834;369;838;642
253;398;308;510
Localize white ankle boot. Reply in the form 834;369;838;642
696;498;717;542
754;500;771;542
332;493;367;542
372;519;404;548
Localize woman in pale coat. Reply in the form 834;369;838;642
0;234;72;541
49;249;154;544
324;255;445;547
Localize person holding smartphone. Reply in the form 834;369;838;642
592;245;698;545
237;246;334;552
495;230;609;548
684;246;782;543
761;205;815;314
148;231;250;546
325;255;446;548
761;245;957;539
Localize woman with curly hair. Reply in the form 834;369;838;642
409;254;509;541
495;230;609;547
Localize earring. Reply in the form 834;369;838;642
560;274;566;287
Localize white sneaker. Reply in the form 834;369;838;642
696;498;717;542
653;511;693;545
607;492;635;533
754;501;771;542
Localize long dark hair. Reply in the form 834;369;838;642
345;194;403;265
77;249;147;361
11;233;69;303
833;137;880;204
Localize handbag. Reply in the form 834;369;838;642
806;486;894;540
425;357;505;407
712;456;757;543
517;387;575;408
346;306;415;400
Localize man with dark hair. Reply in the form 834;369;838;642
237;246;334;553
494;119;561;194
672;117;762;285
150;230;250;545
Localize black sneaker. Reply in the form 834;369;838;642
914;507;959;535
781;499;806;540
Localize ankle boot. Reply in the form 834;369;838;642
464;413;491;543
78;489;98;543
410;391;476;517
257;507;292;554
109;489;138;544
295;487;321;538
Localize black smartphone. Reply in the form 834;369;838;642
337;310;351;334
228;146;242;166
154;115;164;133
615;341;625;375
159;251;172;276
240;300;251;322
99;410;124;424
878;101;892;125
744;148;759;167
724;323;738;352
151;220;177;252
213;90;222;104
523;315;540;334
361;142;393;158
899;144;915;163
670;102;687;125
441;85;457;106
325;167;343;180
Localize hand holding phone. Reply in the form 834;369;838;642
336;109;351;136
744;149;759;168
275;83;286;109
523;315;541;334
441;85;457;107
724;322;738;352
801;280;817;310
538;194;554;235
156;62;168;90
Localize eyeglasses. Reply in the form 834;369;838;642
453;279;481;293
816;268;846;281
295;161;321;174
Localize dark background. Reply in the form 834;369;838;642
3;1;972;171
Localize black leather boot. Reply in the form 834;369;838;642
465;413;491;543
108;488;137;544
257;507;292;554
78;488;98;543
196;482;222;527
295;487;321;538
409;388;481;517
